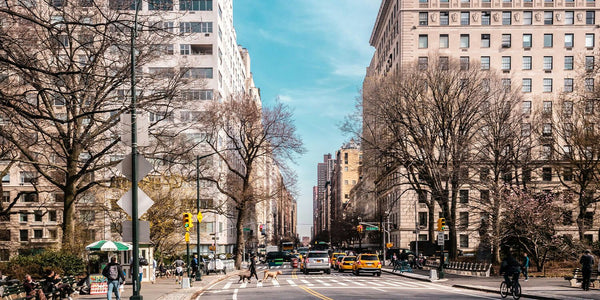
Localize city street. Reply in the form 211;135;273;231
197;264;497;300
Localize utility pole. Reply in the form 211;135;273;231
130;0;141;297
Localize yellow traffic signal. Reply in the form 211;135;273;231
437;218;446;231
183;212;193;229
357;225;363;233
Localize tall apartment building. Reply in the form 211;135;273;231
358;0;600;253
0;0;291;259
330;139;362;224
313;154;332;238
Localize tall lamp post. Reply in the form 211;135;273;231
130;0;142;298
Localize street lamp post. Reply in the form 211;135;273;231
195;155;202;281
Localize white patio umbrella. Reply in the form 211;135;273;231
85;240;132;252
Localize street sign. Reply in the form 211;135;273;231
197;211;203;223
386;243;393;248
117;187;154;218
118;153;153;182
185;232;190;242
243;228;250;232
437;232;445;246
365;226;379;231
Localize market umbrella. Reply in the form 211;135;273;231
85;240;132;252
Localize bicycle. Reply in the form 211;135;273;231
500;276;522;300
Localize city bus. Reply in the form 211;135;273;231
281;241;294;252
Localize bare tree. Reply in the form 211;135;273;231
0;1;193;249
199;95;304;268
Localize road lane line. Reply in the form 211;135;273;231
299;285;333;300
300;279;314;286
372;287;386;292
223;282;232;290
232;288;238;300
287;279;297;286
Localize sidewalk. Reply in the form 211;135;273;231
76;272;237;300
382;265;600;300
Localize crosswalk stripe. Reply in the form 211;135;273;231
315;279;331;286
287;279;297;286
352;281;366;286
370;281;385;287
240;282;247;289
330;279;347;286
223;282;232;290
256;281;263;288
300;279;314;286
272;280;280;287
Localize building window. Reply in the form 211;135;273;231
564;33;574;48
418;212;428;227
523;11;532;25
1;174;8;184
482;11;491;25
34;211;42;222
439;56;449;70
543;56;553;70
440;12;449;25
33;229;43;239
522;123;531;137
587;11;595;24
523;34;532;48
459;212;469;229
460;190;469;204
522;56;532;70
564;101;574;115
502;34;511;48
543;101;553;113
19;171;35;184
180;44;190;55
481;56;490;70
460;234;469;248
501;56;511;70
49;210;57;222
461;12;470;25
418;35;428;48
460;34;470;48
542;144;552;159
586;56;595;71
502;78;511;91
0;230;10;241
543;78;553;92
563;211;573;225
183;67;213;79
21;193;37;203
502;11;511;25
419;12;428;25
523;101;532;114
460;56;469;70
440;34;449;48
586;33;595;48
565;11;574;25
564;78;574;92
543;123;552;136
542;167;552;181
522;78;532;93
563;167;573;181
585;78;594;92
564;56;574;70
480;190;489;202
544;34;553;47
179;0;212;11
2;192;8;203
418;57;428;70
544;11;553;24
481;34;490;48
179;21;213;33
19;230;28;242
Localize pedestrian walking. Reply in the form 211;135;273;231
521;253;530;281
580;249;594;291
173;257;185;284
190;254;199;279
102;256;125;300
249;255;258;282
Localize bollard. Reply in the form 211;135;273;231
181;277;190;289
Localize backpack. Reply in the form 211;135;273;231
139;257;149;266
107;265;120;280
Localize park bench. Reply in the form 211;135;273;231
40;275;77;300
392;260;413;273
0;283;34;300
566;268;599;288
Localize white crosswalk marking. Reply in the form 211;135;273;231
353;281;366;286
370;281;385;287
300;279;314;286
256;281;263;288
272;280;280;287
315;279;331;286
240;282;247;289
287;279;297;286
330;279;347;286
223;282;232;290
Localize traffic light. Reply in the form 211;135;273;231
260;224;265;235
183;212;193;229
357;225;363;233
437;218;446;231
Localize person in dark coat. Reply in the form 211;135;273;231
249;255;258;281
103;256;126;300
500;251;521;288
580;249;595;291
23;274;46;300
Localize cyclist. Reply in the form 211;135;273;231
500;250;521;289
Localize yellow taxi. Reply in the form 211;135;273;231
338;256;356;272
330;252;346;269
352;253;381;276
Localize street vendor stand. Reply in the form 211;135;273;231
85;240;133;295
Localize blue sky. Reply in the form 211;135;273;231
233;1;380;239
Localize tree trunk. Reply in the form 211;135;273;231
492;214;502;264
577;204;587;241
449;187;458;259
61;183;76;251
234;204;247;269
428;203;435;244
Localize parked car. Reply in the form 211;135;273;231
338;256;356;273
302;250;331;274
353;253;381;276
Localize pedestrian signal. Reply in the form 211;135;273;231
437;218;446;231
183;212;193;228
357;225;363;233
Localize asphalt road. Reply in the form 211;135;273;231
196;265;499;300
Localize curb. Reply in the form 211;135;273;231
451;284;561;300
382;268;447;283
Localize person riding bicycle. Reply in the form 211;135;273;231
500;251;521;288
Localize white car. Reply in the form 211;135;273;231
302;251;331;274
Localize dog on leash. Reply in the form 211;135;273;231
262;270;282;282
238;270;253;283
